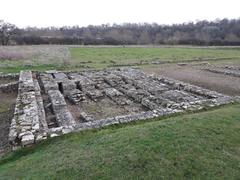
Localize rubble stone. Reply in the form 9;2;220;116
8;68;236;148
8;71;48;148
0;81;18;93
48;90;76;128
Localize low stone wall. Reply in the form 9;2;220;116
39;73;58;93
34;79;48;136
203;68;240;78
0;82;18;93
0;73;19;80
71;81;233;134
48;90;76;131
50;94;233;136
8;71;48;148
74;109;176;131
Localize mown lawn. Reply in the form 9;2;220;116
0;104;239;179
70;47;240;67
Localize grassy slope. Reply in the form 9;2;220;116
70;47;240;67
0;104;239;179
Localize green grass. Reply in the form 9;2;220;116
0;104;239;179
1;46;240;73
70;47;240;68
0;64;57;73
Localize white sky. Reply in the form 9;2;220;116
1;0;239;28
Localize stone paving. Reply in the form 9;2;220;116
8;68;235;148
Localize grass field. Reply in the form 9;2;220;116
0;104;239;179
70;46;240;68
0;45;69;73
0;46;240;179
1;46;240;73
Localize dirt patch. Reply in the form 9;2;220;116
0;92;17;113
42;94;58;128
66;96;141;122
0;111;13;154
143;64;240;96
0;92;17;154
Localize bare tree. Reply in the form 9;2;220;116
4;18;240;45
0;20;18;45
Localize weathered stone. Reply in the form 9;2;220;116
9;71;47;148
39;73;58;93
48;90;76;128
79;112;94;122
105;88;123;97
8;68;235;149
86;90;104;101
67;89;86;104
49;127;63;134
62;80;76;93
50;133;59;138
53;72;68;81
203;67;240;78
0;81;18;93
21;133;34;146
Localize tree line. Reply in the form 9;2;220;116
1;18;240;46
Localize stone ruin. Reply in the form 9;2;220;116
0;73;19;93
203;65;240;78
7;68;234;149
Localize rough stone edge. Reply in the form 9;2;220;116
0;73;19;79
48;90;76;128
202;68;240;78
33;79;48;141
48;95;234;137
8;71;47;148
0;81;19;93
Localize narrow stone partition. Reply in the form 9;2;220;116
39;73;58;93
48;90;76;130
8;71;48;148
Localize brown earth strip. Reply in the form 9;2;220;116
143;64;240;96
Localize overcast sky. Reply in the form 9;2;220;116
1;0;239;28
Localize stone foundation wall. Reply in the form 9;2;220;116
44;68;234;137
8;71;48;148
0;73;19;80
203;67;240;78
48;90;76;130
0;82;18;93
8;69;236;148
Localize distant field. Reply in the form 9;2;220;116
0;104;239;179
70;46;240;68
1;45;240;73
0;45;70;73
